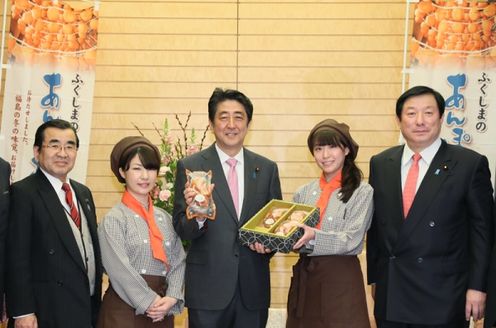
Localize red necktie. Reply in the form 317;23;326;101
62;182;81;229
226;158;239;217
403;153;421;218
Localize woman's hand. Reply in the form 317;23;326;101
146;296;177;322
292;223;316;250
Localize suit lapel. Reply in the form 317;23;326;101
71;181;98;241
395;141;455;250
384;146;405;246
240;149;258;226
202;145;238;223
35;171;86;272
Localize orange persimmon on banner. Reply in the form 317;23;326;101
8;0;98;69
410;0;496;66
408;0;496;186
0;0;99;183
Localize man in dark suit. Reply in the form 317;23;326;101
0;157;10;320
6;119;102;328
173;88;282;328
367;86;494;328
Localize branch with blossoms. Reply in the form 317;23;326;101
133;113;209;217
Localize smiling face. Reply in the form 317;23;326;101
313;144;349;181
34;127;78;182
210;99;249;157
398;93;443;153
119;154;158;203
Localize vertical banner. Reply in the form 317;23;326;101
409;0;496;185
0;0;99;183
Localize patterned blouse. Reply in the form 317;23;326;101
293;181;374;256
98;203;186;315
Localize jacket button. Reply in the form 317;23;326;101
417;257;423;263
429;221;435;227
56;280;63;286
48;249;55;255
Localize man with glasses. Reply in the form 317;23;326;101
6;119;102;328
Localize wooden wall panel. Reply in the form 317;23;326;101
96;66;236;82
98;34;238;50
239;67;403;83
100;2;237;19
239;51;403;67
239;3;405;19
1;0;409;313
99;18;236;34
239;19;404;35
97;50;237;66
239;35;404;51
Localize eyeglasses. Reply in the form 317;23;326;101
42;143;77;153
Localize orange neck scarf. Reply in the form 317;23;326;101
121;190;168;268
315;171;342;229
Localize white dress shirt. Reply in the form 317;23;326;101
401;138;442;193
215;144;245;218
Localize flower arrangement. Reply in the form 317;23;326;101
133;112;209;215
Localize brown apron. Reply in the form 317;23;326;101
97;275;174;328
286;255;370;328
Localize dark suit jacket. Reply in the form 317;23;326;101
173;144;282;311
0;158;10;317
6;169;102;328
367;140;494;325
484;202;496;328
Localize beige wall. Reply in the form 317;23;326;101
1;0;408;310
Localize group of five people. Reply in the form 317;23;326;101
0;85;495;328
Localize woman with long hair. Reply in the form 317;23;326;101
286;119;373;328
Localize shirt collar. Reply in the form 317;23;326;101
215;144;244;165
402;138;442;167
39;167;69;192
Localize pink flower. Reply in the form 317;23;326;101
152;186;160;199
187;144;199;156
159;189;172;202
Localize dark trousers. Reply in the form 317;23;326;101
188;283;267;328
376;318;470;328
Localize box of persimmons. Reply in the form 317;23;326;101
239;200;319;253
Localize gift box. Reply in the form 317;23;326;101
239;200;319;253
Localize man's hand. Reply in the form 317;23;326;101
183;181;196;206
184;182;215;206
249;242;271;254
14;314;38;328
292;223;316;250
371;284;376;301
465;289;486;321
